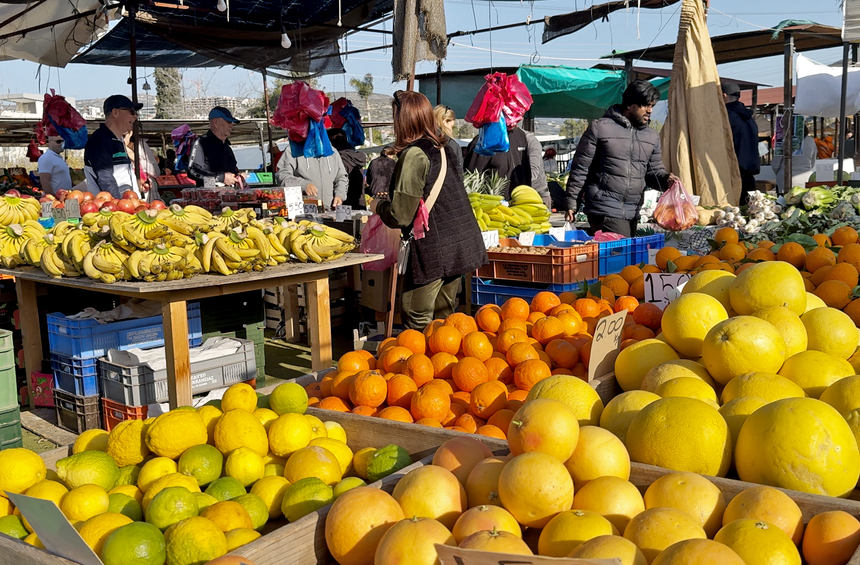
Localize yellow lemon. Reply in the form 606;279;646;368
73;429;110;454
283;446;343;486
177;444;223;488
164;516;227;565
224;527;261;551
719;396;768;444
225;447;265;487
569;535;647;565
144;411;208;459
220;382;258;412
805;292;827;312
196;405;222;443
232;493;269;530
778;350;855;398
821;376;860;416
661;293;729;358
352;447;377;481
107;420;150;467
141;473;200;513
253;408;279;430
305;415;328;439
309;438;354;475
21;479;69;530
194;492;219;513
615;339;681;392
720;372;805;404
640;360;715;392
281;477;334;522
323;421;347;443
0;497;13;518
109;484;143;505
268;413;313;458
79;512;133;557
623;508;707;564
571;476;644;535
214;409;269;457
249;475;291;520
729;261;807;316
751;306;808;358
801;307;860;360
61;484;110;523
146;486;200;531
0;448;46;497
643;471;726;537
137;457;177;494
714;518;801;565
269;381;309;415
599;391;662;444
701;316;786;385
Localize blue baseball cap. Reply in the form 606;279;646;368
104;94;143;114
209;106;239;123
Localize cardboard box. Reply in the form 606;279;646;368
361;268;400;312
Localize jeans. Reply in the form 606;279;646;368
400;275;461;331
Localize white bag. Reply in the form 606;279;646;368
794;54;860;117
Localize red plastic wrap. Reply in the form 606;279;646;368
27;140;42;162
464;72;533;127
35;89;87;143
360;215;401;271
271;81;331;142
653;180;699;231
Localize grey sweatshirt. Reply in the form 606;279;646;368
276;149;349;207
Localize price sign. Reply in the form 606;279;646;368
284;186;303;219
588;310;628;382
517;231;536;246
816;163;835;182
481;230;499;249
691;195;701;206
303;204;319;215
335;205;352;222
64;198;80;219
8;493;102;565
648;248;660;265
52;207;66;222
644;272;693;309
40;201;53;218
548;227;567;241
436;543;620;565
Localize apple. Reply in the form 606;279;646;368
4;189;20;198
96;191;113;200
53;201;65;209
150;200;167;210
39;195;56;203
20;194;33;199
55;189;68;202
100;200;118;212
81;192;94;202
134;205;149;213
67;190;84;203
121;190;138;200
80;201;99;214
116;199;136;213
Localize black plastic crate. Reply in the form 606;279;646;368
53;388;101;433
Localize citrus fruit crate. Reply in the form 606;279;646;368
101;397;148;431
98;338;257;406
631;233;666;264
0;405;21;450
471;277;595;308
50;353;99;397
476;238;598;284
52;388;101;434
46;301;203;359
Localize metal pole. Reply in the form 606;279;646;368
853;44;859;164
838;42;850;182
751;87;758;117
782;32;794;196
436;60;442;105
261;70;275;173
258;122;266;173
129;2;142;191
624;58;634;85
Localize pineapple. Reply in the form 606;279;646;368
485;171;509;198
463;170;487;194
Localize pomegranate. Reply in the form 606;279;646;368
134;205;149;212
121;190;138;200
81;192;94;202
53;201;65;209
80;201;99;214
100;200;118;212
116;199;136;213
96;191;113;200
150;200;167;210
55;189;68;201
3;189;21;197
39;195;56;203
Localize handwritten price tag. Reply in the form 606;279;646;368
517;231;536;246
436;541;621;565
548;227;567;241
303;204;319;215
283;186;303;219
481;230;499;249
644;273;693;309
588;310;628;382
336;205;352;222
64;198;80;219
40;202;53;218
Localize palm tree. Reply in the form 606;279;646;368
349;73;374;146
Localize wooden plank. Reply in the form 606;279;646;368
163;300;192;408
16;278;42;411
306;276;332;372
0;535;81;565
283;284;301;343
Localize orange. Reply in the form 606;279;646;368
580;340;592;368
777;242;807;269
531;291;562;314
559;291;578;304
332;371;357;400
432;436;493;487
488;409;515;434
320;375;334;397
484;357;513;384
445;312;478;335
814;279;854;309
443;404;466;427
377;406;413;423
527;311;547;324
305;381;324;399
337;351;370;372
403;353;435;387
423;320;444;338
380;346;413;374
462;332;493;362
544;339;579;369
428;326;462;355
455;413;485;433
387;374;418;408
844;299;860;327
308;397;320;407
325;487;405;565
556;312;584;336
452;357;491;393
720;243;746;262
811;265;833;287
505;342;540;367
629;276;645;300
802;510;860;565
427;378;455;397
498;317;528;334
824;262;860;288
656;247;682;270
508;389;528;403
624;325;655;341
410;384;451;422
500;298;530;321
614;296;639;314
620;265;644;285
574;298;601;319
532;317;565;345
814;233;833;248
451;391;471;410
833;226;859;246
550;303;575;317
470;380;509;419
513;359;552;391
475;305;502;333
349;370;387;408
806;246;837;273
496;328;529;354
714;227;739;247
673;255;699;271
603;276;630;298
838;243;860;271
417;418;443;427
430;352;458;379
396;329;426;355
318;396;351;412
352;405;379;417
694;255;720;268
746;247;776;262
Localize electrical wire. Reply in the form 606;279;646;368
449;40;604;62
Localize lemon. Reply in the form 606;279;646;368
164;516;227;565
0;497;13;518
224;527;261;551
23;532;44;548
200;500;253;532
805;292;827;311
323;421;347;443
525;375;605;426
719;397;768;444
145;411;208;459
682;270;736;315
821;376;860;415
283;445;343;486
61;484;110;522
661;293;729;358
79;512;133;556
214;409;269;457
74;429;110;454
729;261;807;316
701;316;786;386
194;492;219;513
56;450;120;491
250;476;291;519
751;306;808;358
221;382;258;412
253;408;279;430
281;477;334;522
177;444;223;487
778;350;855;398
204;477;246;501
265;464;284;477
720;372;806;404
116;465;141;487
305;415;328;439
598;391;662;444
138;457;178;494
269;382;309;415
655;377;719;408
309;438;354;475
850;347;860;374
146;486;199;531
333;477;367;499
102;522;166;565
109;484;143;504
225;447;264;487
268;413;313;458
366;445;412;482
714;518;802;565
801;307;860;360
108;492;143;521
0;448;46;497
22;479;69;530
0;515;28;539
107;420;150;467
233;493;269;530
352;447;377;480
141;473;200;513
640;359;715;392
196;405;222;444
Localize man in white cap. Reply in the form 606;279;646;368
84;94;143;198
188;106;242;187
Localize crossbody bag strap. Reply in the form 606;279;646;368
424;145;448;213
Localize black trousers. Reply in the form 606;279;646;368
740;174;756;205
587;214;637;238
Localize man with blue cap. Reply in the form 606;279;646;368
188;106;242;187
84;94;143;198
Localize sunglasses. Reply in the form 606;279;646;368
118;108;137;116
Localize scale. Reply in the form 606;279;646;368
243;172;274;186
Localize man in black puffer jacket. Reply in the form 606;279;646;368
722;81;760;205
564;80;677;237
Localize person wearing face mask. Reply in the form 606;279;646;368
37;136;72;195
84;95;142;198
564;80;678;237
188;106;243;187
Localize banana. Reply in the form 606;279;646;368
245;226;271;260
211;251;234;275
123;224;155;249
214;237;242;262
109;212;132;246
157;208;197;236
142;224;171;241
182;205;213;221
291;234;309;262
265;229;289;256
92;246;124;275
100;273;117;284
127;250;145;279
323;225;356;244
199;233;221;273
82;248;103;281
40;246;63;277
303;242;323;263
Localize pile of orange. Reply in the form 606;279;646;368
307;291;662;434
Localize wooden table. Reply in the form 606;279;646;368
0;253;382;410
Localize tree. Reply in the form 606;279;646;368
560;119;588;139
153;68;183;119
350;73;374;146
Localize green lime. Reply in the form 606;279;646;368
177;444;223;487
269;382;308;415
108;493;143;521
116;465;141;486
204;399;222;409
233;493;269;531
194;492;219;513
204;476;246;501
333;477;367;499
102;522;166;565
145;486;199;531
256;394;271;410
0;515;28;539
366;445;412;482
56;450;120;491
280;477;334;522
164;516;226;565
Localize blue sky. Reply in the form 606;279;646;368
0;0;846;102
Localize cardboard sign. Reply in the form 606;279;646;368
815;163;835;182
691;195;701;206
64;198;81;219
284;186;303;218
587;310;628;382
517;231;536;246
647;248;660;265
40;201;53;218
548;227;567;241
8;493;102;565
303;204;319;215
52;207;66;223
482;230;500;249
644;272;693;309
335;205;352;222
436;544;621;565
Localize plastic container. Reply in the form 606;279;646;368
471;277;595;307
101;397;148;432
0;405;22;450
631;233;666;265
53;389;101;434
98;338;257;406
0;330;15;409
51;353;99;397
30;371;53;408
597;239;632;276
47;302;202;359
477;238;598;284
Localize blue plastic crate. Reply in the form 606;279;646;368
51;353;99;397
47;302;202;359
598;240;632;276
631;234;666;265
471;277;596;307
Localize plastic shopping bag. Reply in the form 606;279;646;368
272;81;330;142
465;77;504;127
474;113;510;156
653;180;699;231
465;72;534;127
360;215;402;271
500;74;534;125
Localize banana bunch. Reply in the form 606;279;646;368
59;226;110;274
509;185;552;234
82;241;132;284
41;239;81;279
81;209;116;230
290;223;356;263
195;229;262;275
20;233;58;268
128;243;193;282
0;221;46;267
210;207;254;233
157;205;211;236
0;195;41;227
